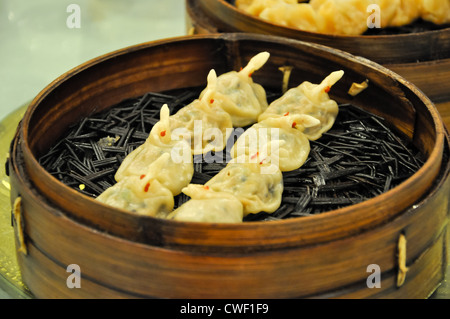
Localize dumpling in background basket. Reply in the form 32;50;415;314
376;0;450;26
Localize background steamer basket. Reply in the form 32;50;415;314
185;0;450;130
8;33;450;298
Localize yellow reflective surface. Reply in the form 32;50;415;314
0;104;32;298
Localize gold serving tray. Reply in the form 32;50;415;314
0;104;32;299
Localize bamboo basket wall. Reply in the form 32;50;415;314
185;0;450;130
7;33;450;299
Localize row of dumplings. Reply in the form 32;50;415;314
169;70;344;223
95;52;272;216
96;52;345;223
236;0;450;36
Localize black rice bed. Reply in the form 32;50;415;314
38;88;425;222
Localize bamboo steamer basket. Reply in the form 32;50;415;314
185;0;450;130
7;33;450;299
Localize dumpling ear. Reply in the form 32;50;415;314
294;114;321;129
160;103;170;124
240;51;270;77
200;69;218;104
206;69;218;88
152;104;172;143
181;184;206;198
312;70;345;97
258;114;320;131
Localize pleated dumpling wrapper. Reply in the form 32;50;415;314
419;0;450;25
170;70;233;155
373;0;421;27
199;52;270;127
236;0;298;13
238;0;324;33
258;70;344;141
167;184;244;223
309;0;370;35
115;105;194;196
205;157;283;215
96;163;174;218
231;114;320;171
372;0;450;26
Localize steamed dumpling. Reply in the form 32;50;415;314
231;114;320;171
170;70;233;155
115;105;194;195
199;52;270;127
96;173;174;218
205;158;283;215
115;142;193;196
258;70;344;140
167;184;244;223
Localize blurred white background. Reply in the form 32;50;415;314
0;0;186;299
0;0;187;121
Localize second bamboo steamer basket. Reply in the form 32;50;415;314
185;0;450;129
7;33;450;298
